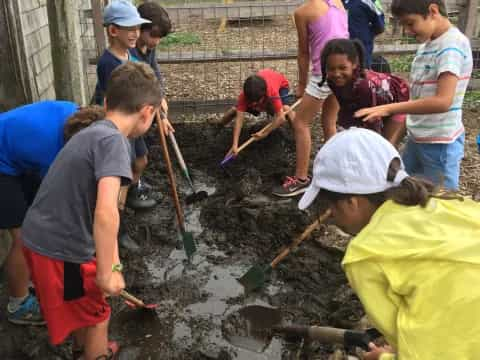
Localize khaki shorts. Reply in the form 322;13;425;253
305;74;331;100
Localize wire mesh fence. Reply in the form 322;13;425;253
77;0;480;113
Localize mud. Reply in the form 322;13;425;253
6;111;480;359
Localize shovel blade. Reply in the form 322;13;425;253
182;230;196;258
238;264;270;292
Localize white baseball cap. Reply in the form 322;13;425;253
298;128;409;210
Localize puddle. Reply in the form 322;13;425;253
141;171;289;358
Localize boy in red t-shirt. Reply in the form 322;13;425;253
221;69;295;157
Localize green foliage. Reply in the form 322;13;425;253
389;54;415;73
159;32;201;48
463;90;480;109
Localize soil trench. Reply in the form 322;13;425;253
1;112;478;359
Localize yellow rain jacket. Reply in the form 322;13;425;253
342;198;480;360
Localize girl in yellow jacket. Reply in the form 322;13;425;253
298;127;480;360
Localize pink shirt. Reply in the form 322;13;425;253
308;0;349;75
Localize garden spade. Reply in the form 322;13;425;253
120;290;157;310
156;111;196;258
224;305;382;353
238;209;331;292
167;130;208;205
221;98;302;166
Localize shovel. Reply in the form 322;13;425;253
156;111;197;258
167;130;208;205
120;290;157;310
272;324;382;351
238;209;331;292
224;305;382;353
220;98;302;166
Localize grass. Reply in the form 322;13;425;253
159;32;201;48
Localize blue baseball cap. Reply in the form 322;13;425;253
103;0;151;27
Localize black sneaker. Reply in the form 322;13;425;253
138;178;153;192
118;218;140;252
272;176;311;198
126;184;157;210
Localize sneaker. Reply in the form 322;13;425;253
7;294;45;326
138;178;153;192
118;219;140;252
272;176;311;198
126;184;157;210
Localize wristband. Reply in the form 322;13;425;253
112;263;123;272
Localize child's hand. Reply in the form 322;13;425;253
226;144;239;158
363;342;395;360
355;105;391;122
96;271;125;296
253;126;272;140
161;117;175;135
161;98;169;114
296;84;306;98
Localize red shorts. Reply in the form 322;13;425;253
22;246;111;345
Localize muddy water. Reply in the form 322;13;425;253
0;120;362;359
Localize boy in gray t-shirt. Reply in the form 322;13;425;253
22;62;163;359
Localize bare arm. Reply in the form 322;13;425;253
355;73;459;121
321;94;340;141
94;176;123;295
294;10;310;97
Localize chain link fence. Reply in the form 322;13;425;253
77;0;480;113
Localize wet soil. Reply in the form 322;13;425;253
0;110;479;359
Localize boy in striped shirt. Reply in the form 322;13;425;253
355;0;473;190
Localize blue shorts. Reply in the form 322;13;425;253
402;133;465;190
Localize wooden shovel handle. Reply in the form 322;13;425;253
270;209;331;269
156;111;185;228
120;290;145;308
236;98;302;155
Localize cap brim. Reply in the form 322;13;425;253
109;18;151;27
298;185;320;210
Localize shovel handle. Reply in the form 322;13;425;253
157;111;185;229
221;98;302;164
270;209;331;269
168;132;189;177
120;290;145;308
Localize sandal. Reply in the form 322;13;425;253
74;340;119;360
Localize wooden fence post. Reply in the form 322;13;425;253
47;0;87;105
91;0;106;57
458;0;478;38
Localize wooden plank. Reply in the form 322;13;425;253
165;1;302;23
91;0;106;57
458;0;478;37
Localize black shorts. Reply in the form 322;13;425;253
129;136;148;164
0;173;41;229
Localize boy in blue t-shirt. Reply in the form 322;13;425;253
343;0;385;68
0;101;104;326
